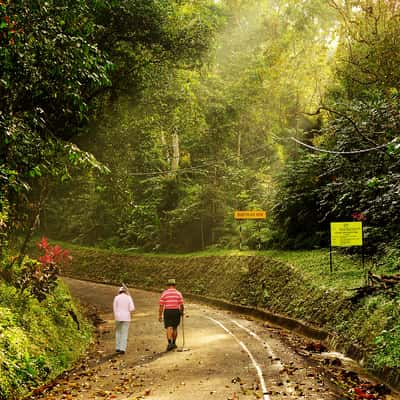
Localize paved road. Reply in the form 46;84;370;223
29;278;395;400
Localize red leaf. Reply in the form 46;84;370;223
354;387;377;399
37;236;49;250
39;254;52;265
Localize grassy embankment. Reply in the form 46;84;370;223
60;243;400;389
0;279;92;399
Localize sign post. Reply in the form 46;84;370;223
234;211;267;250
330;221;364;273
234;211;267;220
239;220;242;250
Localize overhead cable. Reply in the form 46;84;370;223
129;135;397;178
290;136;395;155
130;143;271;177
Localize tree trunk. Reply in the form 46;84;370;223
237;130;241;164
160;131;170;164
171;131;180;172
13;180;48;269
200;216;205;250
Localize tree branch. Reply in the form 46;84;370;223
300;106;380;147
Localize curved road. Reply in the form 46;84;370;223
30;278;393;400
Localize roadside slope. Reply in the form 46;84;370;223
0;280;92;399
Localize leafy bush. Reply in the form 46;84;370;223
18;238;71;301
270;154;330;249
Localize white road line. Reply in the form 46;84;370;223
231;319;278;358
208;316;271;400
231;319;296;396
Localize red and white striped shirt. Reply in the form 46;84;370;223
159;288;184;310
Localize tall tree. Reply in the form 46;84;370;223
1;0;222;255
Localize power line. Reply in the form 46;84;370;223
130;143;271;177
290;136;395;155
129;134;397;178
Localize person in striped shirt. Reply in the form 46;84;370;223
158;278;184;351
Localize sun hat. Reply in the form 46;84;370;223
167;278;176;285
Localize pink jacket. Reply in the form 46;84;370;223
113;293;135;321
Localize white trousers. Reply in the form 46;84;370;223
115;321;130;351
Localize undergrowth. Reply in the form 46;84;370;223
0;280;92;399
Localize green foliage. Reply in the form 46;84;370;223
0;0;114;253
120;202;161;251
2;0;220;254
270;91;400;251
265;248;366;290
269;154;329;248
14;238;72;302
0;236;87;398
0;0;112;139
10;0;400;393
0;166;13;253
5;0;399;260
0;280;92;399
373;325;400;369
334;0;400;97
377;244;400;273
40;0;336;252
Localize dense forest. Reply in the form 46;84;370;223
1;0;400;262
1;1;400;396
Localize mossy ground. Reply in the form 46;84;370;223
0;280;92;400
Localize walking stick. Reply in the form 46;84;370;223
183;315;186;347
122;283;130;296
177;314;190;352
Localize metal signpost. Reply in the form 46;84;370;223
234;211;267;250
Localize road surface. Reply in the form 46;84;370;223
29;278;398;400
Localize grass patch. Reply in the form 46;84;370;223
263;249;369;292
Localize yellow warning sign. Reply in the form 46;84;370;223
330;222;363;247
234;211;267;220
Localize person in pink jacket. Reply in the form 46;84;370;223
113;286;135;354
